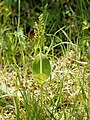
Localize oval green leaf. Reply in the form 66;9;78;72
32;54;51;84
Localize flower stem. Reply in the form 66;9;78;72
40;46;42;74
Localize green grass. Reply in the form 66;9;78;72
0;55;90;119
0;0;90;120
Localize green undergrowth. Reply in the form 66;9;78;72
0;53;90;119
0;0;90;120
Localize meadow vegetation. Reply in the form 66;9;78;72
0;0;90;119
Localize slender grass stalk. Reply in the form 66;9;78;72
17;0;20;31
13;1;22;119
13;96;20;120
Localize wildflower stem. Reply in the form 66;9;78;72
40;46;42;74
